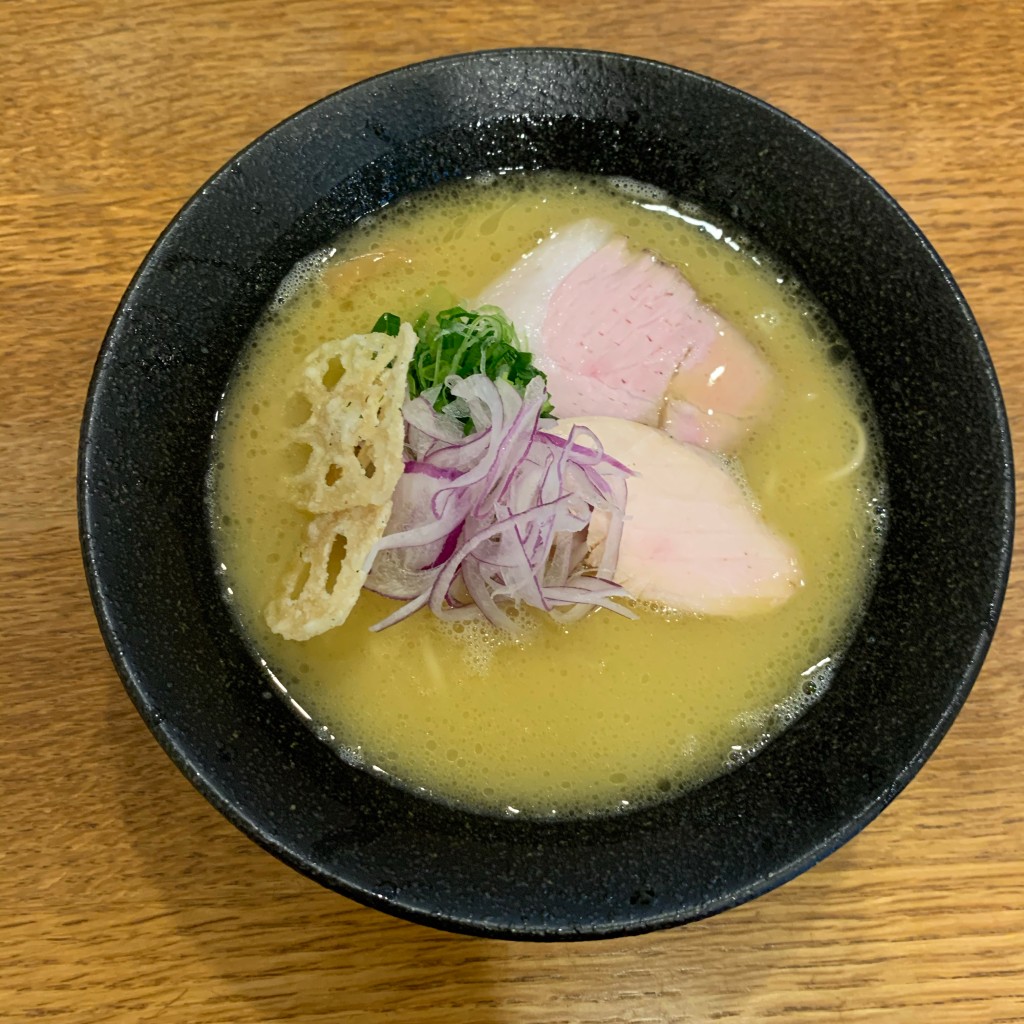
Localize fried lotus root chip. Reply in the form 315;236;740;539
287;323;417;513
265;322;416;641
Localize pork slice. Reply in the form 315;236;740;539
539;238;716;424
478;221;774;451
554;416;802;615
660;317;775;451
477;218;615;353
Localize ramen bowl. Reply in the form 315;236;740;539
79;49;1013;939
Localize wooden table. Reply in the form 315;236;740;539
3;1;1021;1020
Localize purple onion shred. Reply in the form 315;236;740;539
363;374;634;632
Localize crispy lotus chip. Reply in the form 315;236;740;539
266;322;416;641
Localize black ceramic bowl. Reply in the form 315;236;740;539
79;49;1013;940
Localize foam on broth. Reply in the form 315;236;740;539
209;172;885;818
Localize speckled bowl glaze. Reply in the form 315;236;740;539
79;49;1013;940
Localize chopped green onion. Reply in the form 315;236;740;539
371;305;553;429
371;312;401;337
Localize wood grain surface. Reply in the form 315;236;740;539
2;1;1022;1020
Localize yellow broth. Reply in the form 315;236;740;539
209;172;885;817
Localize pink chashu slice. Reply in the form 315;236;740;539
554;416;802;615
480;219;774;452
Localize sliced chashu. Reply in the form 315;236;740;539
552;416;802;615
266;322;417;641
479;221;774;451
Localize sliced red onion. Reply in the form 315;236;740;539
364;374;634;632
